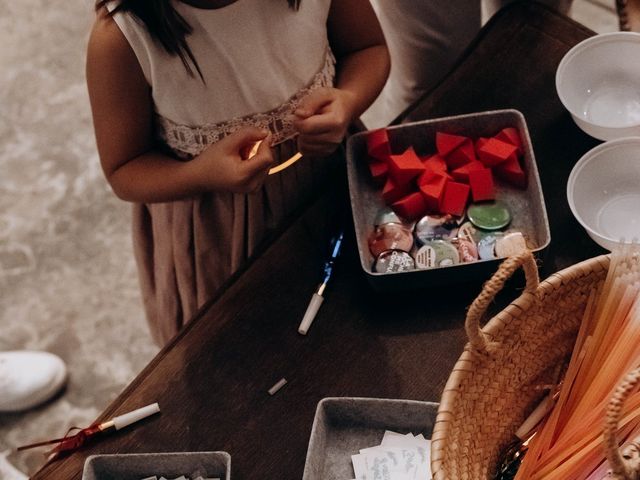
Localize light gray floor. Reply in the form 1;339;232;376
0;1;619;477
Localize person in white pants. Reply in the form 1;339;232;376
0;351;67;412
362;0;573;129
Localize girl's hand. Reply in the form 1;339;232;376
195;127;274;194
292;87;357;156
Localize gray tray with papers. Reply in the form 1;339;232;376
82;451;230;480
302;397;439;480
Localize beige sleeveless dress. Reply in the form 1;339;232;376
107;0;337;345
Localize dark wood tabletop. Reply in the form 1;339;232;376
34;2;607;479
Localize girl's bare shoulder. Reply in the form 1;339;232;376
87;6;143;81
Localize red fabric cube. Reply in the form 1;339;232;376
495;127;523;155
419;176;447;212
391;191;429;220
368;161;388;185
468;168;495;202
440;181;470;216
436;132;468;157
387;146;426;185
446;139;477;170
475;137;489;156
495;153;527;189
417;169;440;187
451;161;485;183
366;128;391;161
416;160;449;186
382;176;413;205
477;138;518;168
421;154;448;173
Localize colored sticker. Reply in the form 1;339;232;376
477;234;504;260
467;201;511;230
415;240;460;269
495;231;528;258
454;238;479;263
374;206;402;227
458;221;484;244
374;250;415;273
414;214;459;245
368;223;413;258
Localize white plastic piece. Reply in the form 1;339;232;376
113;402;160;430
268;378;287;396
298;293;324;335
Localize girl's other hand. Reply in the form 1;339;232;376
195;127;274;194
292;87;357;156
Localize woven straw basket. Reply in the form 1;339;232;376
430;251;615;479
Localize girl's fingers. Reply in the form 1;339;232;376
256;134;273;156
227;126;269;154
293;111;337;135
241;134;274;175
295;88;333;118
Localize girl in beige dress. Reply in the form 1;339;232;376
85;0;389;345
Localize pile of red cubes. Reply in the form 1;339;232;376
366;127;527;220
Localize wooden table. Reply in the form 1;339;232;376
34;3;606;479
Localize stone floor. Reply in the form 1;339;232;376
0;1;159;477
0;0;619;477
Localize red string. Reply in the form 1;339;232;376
17;424;102;457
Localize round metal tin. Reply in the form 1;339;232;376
373;206;403;227
453;238;479;263
414;214;459;245
457;221;484;244
467;201;512;231
477;233;505;260
414;239;460;269
495;231;528;257
368;223;414;258
373;249;416;273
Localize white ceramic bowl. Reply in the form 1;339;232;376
567;137;640;251
556;32;640;140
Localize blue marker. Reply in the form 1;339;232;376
298;231;344;335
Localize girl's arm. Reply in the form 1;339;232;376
293;0;390;155
327;0;390;119
86;10;273;204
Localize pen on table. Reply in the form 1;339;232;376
298;231;344;335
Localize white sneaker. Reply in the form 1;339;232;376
0;351;67;412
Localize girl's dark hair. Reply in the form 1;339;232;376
96;0;301;79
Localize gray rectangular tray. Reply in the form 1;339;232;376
301;397;439;480
82;451;230;480
346;109;550;291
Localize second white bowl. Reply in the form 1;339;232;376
556;32;640;140
567;137;640;251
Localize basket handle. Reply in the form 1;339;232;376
604;367;640;480
465;251;539;354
